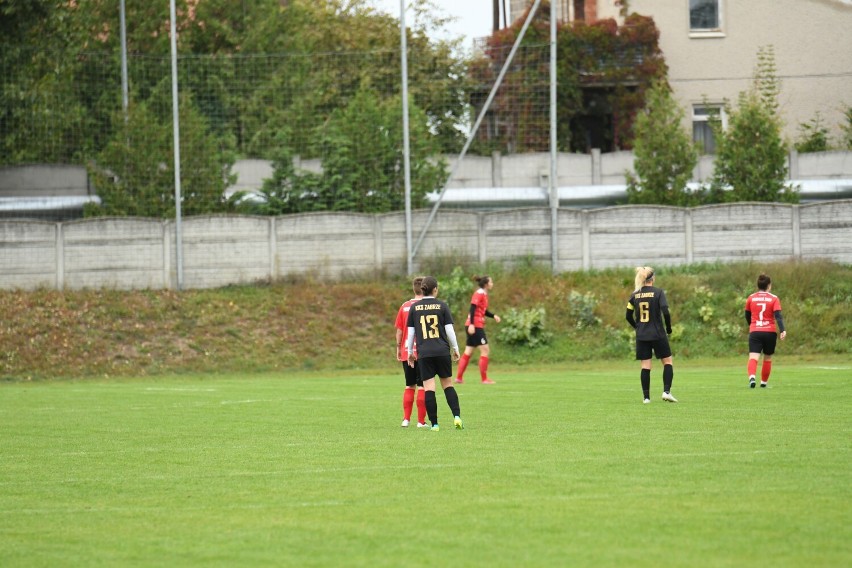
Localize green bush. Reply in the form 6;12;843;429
497;306;553;348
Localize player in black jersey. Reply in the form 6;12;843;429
405;276;463;431
626;266;677;404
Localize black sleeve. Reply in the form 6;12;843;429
485;310;495;319
468;303;476;326
744;310;751;325
626;308;636;329
662;306;672;334
774;310;785;333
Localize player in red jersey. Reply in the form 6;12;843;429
455;275;501;384
395;276;428;427
744;273;787;388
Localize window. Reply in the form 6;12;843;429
573;0;585;22
692;105;725;154
689;0;722;32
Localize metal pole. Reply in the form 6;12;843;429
412;0;544;259
400;0;413;276
549;0;559;274
169;0;184;290
119;0;129;115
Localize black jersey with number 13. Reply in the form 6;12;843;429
406;298;455;358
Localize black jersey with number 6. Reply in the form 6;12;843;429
627;286;669;341
406;297;455;358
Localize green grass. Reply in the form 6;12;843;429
1;359;850;567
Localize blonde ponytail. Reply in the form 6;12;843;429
634;266;654;291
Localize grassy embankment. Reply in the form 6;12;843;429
1;258;850;380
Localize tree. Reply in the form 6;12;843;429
87;84;235;218
795;112;830;153
841;104;852;151
708;47;797;203
245;88;447;215
626;81;699;205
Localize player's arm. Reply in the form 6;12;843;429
744;310;751;325
662;306;672;334
468;303;477;330
625;301;636;329
395;328;403;358
445;323;460;361
774;310;786;334
405;327;416;365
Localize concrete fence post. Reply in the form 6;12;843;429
789;150;799;180
268;217;277;280
792;204;801;258
581;210;591;270
685;208;694;264
492;151;503;187
55;223;64;290
478;212;487;264
162;221;171;290
374;215;383;272
591;149;602;185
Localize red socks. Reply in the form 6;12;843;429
402;388;414;421
416;389;426;424
457;353;471;380
761;360;772;383
747;358;758;377
479;356;489;382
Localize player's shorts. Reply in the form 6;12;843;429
465;327;488;348
635;337;672;360
417;355;453;381
749;331;778;355
401;360;423;387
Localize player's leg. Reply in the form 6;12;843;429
656;338;676;402
760;333;778;387
438;356;463;429
456;344;475;383
401;362;417;427
478;340;494;384
419;358;440;429
747;333;761;388
637;340;652;403
415;367;427;426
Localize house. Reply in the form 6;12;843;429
507;0;852;150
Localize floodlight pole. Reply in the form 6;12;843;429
549;0;559;274
119;0;128;116
169;0;184;290
400;0;413;276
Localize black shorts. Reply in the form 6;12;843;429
466;327;488;348
749;331;778;355
417;355;453;381
635;337;672;360
401;360;423;387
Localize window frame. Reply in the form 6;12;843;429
692;104;726;155
688;0;725;38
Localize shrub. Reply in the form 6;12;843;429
567;290;602;329
497;307;553;348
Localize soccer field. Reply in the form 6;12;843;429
1;360;849;567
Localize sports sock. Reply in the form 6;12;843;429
663;364;673;393
748;358;758;378
402;388;414;421
761;360;772;383
416;389;426;424
640;368;651;399
443;386;461;418
457;353;471;379
479;356;489;381
425;390;438;425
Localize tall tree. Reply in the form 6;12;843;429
626;81;699;205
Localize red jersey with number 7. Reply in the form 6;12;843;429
745;291;782;333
